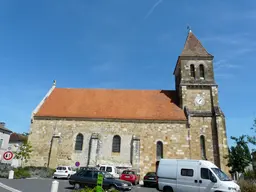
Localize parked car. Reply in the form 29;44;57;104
99;164;120;178
120;170;140;185
157;159;240;192
69;169;133;191
53;166;76;179
143;172;157;187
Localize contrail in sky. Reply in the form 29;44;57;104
144;0;163;19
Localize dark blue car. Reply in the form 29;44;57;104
69;169;133;191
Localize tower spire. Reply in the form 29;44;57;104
180;30;212;57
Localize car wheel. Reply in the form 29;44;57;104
74;183;80;190
163;186;173;192
144;182;147;187
53;176;57;179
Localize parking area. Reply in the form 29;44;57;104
0;178;158;192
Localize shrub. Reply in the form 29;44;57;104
0;163;12;178
238;180;256;192
24;166;55;178
244;170;256;180
13;168;30;179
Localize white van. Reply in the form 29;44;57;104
157;159;240;192
99;164;120;178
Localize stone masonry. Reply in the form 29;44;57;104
28;119;192;178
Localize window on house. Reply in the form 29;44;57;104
190;64;195;78
199;64;205;79
112;135;121;153
181;169;194;177
156;141;163;159
75;133;84;151
200;135;207;160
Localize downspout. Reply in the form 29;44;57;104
184;106;192;159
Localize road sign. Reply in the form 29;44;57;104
75;161;80;167
3;151;14;161
96;173;103;192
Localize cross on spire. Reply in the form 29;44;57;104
187;25;192;33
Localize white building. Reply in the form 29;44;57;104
0;122;12;162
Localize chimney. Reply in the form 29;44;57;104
0;122;5;128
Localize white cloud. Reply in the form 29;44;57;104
214;59;240;71
144;0;163;19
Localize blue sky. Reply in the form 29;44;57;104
0;0;255;149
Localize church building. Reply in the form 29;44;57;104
27;30;230;177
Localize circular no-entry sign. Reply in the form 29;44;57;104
3;151;14;161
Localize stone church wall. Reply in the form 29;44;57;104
28;119;190;177
27;117;229;178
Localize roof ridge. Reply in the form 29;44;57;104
55;87;176;92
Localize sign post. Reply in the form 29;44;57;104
96;173;103;192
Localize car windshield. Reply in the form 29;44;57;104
122;170;135;175
146;172;156;176
211;168;231;181
56;167;66;170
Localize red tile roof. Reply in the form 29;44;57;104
181;31;212;57
9;133;27;142
35;88;186;121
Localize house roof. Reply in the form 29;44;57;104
180;30;212;57
0;122;12;133
9;133;27;143
35;88;186;121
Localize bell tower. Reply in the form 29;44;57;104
174;30;229;172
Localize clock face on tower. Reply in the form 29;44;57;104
194;95;205;106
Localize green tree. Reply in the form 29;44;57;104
13;132;33;166
226;135;252;174
14;142;33;163
247;118;256;149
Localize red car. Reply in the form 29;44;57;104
120;170;140;185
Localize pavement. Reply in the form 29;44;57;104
0;178;158;192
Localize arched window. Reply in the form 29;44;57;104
156;141;163;160
199;64;205;79
75;133;84;151
200;135;207;160
190;64;195;78
112;135;121;153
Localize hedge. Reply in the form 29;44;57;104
0;163;55;179
73;186;119;192
238;180;256;192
